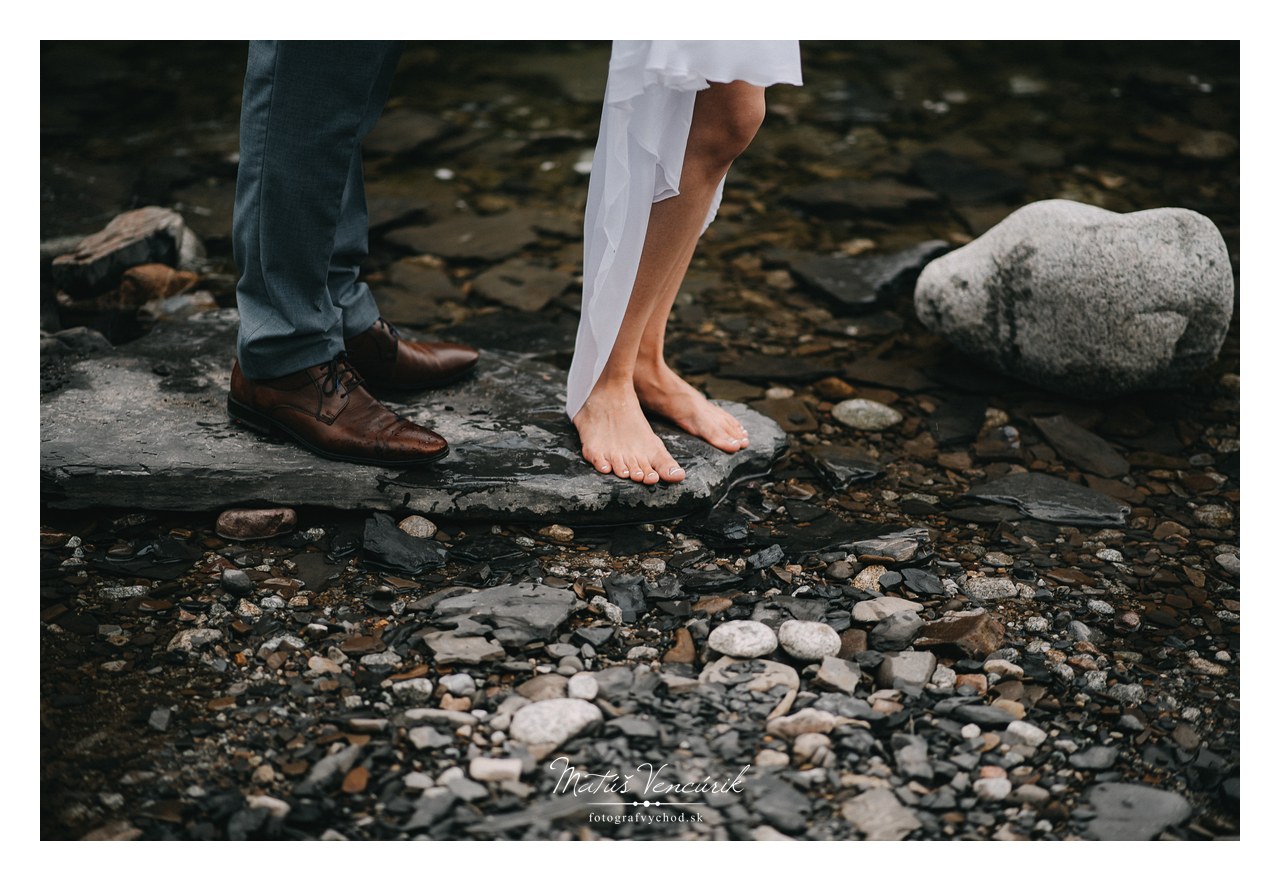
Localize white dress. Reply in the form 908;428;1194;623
564;40;803;418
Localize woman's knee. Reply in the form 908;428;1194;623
688;86;766;172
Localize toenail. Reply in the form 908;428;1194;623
668;466;683;475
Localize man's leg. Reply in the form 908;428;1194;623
228;40;449;468
232;40;402;380
326;45;481;390
329;47;400;339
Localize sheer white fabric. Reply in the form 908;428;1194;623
564;40;803;418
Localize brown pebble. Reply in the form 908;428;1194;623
936;451;974;471
215;507;297;541
992;698;1026;720
390;664;432;681
1171;722;1201;750
440;694;472;711
340;635;384;655
341;766;369;794
663;627;697;664
1152;520;1190;540
813;376;857;400
915;611;1006;659
693;597;733;616
1115;611;1142;631
120;262;199;302
838;628;868;660
281;761;309;777
955;673;988;694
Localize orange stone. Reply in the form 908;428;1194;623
693;597;734;615
341;766;369;794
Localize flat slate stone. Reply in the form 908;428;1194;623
1032;414;1130;478
786;241;950;311
966;472;1130;526
40;311;788;524
385;211;540;262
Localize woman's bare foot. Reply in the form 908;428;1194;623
634;362;749;453
573;380;686;484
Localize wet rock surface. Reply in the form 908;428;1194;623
40;312;787;525
41;41;1239;842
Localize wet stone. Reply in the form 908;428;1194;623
1032;415;1129;478
51;206;204;298
398;515;437;539
362;513;447;576
805;445;883;489
960;577;1020;602
471;260;573;312
147;707;172;732
831;398;903;431
901;568;946;597
846;527;931;563
167;628;222;654
603;576;646;624
785;240;950;311
40;313;787;524
915;610;1006;659
432;583;574;641
385;211;539;262
966;472;1130;526
215;507;297;541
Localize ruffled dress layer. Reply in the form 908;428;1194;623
564;40;803;418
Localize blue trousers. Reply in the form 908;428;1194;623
232;40;403;379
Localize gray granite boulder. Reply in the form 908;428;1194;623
914;199;1234;397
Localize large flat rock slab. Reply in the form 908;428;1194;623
40;311;787;524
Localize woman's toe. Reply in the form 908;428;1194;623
656;452;685;483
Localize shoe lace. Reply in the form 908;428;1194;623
320;353;364;399
378;318;401;340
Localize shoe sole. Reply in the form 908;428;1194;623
227;396;450;467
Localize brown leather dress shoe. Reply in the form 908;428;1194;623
345;318;479;391
227;354;449;466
